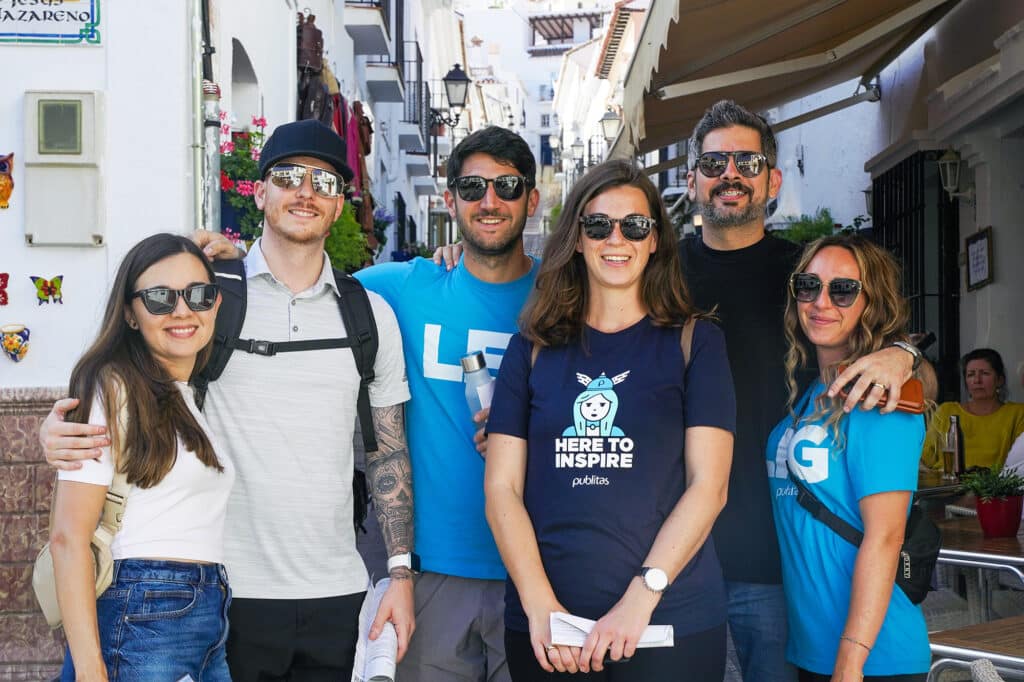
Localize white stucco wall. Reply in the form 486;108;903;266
0;4;192;389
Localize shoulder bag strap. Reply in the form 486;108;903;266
98;399;130;534
785;460;864;547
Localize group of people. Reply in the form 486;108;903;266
41;100;933;681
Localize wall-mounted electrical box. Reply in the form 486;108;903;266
23;90;105;246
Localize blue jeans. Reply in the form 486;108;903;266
724;581;796;682
61;559;231;682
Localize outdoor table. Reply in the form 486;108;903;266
935;515;1024;622
917;470;961;499
928;615;1024;680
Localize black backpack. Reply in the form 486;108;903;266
194;259;378;533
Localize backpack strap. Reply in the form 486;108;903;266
332;268;379;454
195;259;248;410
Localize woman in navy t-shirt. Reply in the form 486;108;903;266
486;160;736;680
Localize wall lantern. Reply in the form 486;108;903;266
937;148;975;203
598;108;621;144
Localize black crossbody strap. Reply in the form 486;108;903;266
786;461;865;547
229;336;358;355
332;269;379;454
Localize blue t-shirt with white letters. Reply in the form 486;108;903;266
766;381;930;675
488;318;735;634
355;256;538;580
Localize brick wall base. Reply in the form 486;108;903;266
1;388;67;681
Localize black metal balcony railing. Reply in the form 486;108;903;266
402;41;423;125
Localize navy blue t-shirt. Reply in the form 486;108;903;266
488;318;736;636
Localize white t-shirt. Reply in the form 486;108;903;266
58;383;235;563
203;243;410;599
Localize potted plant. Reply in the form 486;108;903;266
220;114;267;243
958;466;1024;537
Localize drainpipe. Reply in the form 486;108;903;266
190;0;205;230
203;81;222;234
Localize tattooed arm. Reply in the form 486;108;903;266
365;402;416;659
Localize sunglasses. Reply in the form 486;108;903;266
266;163;344;198
789;273;863;308
696;151;769;178
131;284;220;315
448;175;529;202
579;214;656;241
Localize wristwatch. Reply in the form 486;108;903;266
637;567;670;593
387;552;420;573
892;341;923;371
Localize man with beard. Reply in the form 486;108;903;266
354;125;540;682
681;100;921;681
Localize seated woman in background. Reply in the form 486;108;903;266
485;159;735;680
768;234;929;681
51;233;233;681
921;348;1024;471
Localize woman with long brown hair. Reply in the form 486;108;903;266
51;233;233;681
767;234;929;681
485;160;735;679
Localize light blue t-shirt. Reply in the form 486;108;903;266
355;256;538;579
765;382;930;676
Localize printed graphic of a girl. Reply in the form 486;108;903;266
563;371;628;436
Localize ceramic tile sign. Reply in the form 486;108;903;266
1;324;29;362
30;275;63;304
0;153;11;208
0;1;101;45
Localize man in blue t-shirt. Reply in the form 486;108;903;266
355;126;540;682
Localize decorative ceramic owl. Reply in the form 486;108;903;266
0;153;12;209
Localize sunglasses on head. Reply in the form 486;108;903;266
579;214;656;241
448;175;529;202
696;151;769;178
131;284;220;315
789;273;863;308
266;163;344;198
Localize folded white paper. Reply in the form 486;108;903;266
351;578;398;682
549;611;674;648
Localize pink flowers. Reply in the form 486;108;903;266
220;123;231;135
234;180;255;197
251;116;267;129
220;141;235;154
250;146;261;161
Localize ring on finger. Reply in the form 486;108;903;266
546;645;557;652
872;382;888;390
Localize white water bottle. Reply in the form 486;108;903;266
461;351;495;417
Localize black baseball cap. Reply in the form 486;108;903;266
258;119;354;181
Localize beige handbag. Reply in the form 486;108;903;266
32;432;129;629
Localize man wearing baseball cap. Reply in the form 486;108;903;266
39;119;415;680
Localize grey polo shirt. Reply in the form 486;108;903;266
204;240;409;599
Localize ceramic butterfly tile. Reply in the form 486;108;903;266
30;275;63;305
0;153;12;210
0;273;8;305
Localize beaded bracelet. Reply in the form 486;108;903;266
839;634;872;653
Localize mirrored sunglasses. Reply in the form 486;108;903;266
131;284;220;315
696;151;769;178
789;273;863;308
267;163;344;198
579;214;656;242
448;175;528;202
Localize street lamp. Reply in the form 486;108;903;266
429;63;472;177
599;108;621;145
937;148;974;203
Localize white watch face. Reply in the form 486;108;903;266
643;568;668;592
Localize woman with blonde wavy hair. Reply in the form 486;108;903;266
766;234;929;681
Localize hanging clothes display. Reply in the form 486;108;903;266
296;14;333;124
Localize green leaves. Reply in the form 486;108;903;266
958;466;1024;502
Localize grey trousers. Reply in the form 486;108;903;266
397;572;510;682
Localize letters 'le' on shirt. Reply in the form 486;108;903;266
488;318;736;637
766;382;930;675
